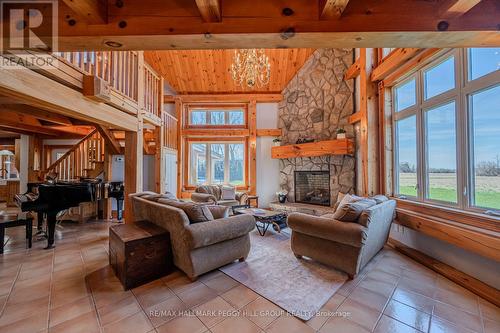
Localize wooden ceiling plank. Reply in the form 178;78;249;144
319;0;350;19
194;0;222;22
61;0;107;25
440;0;482;18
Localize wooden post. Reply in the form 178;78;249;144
248;100;257;195
154;125;163;193
175;97;182;198
124;125;143;223
103;152;113;220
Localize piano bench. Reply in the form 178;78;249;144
0;212;33;254
109;220;174;290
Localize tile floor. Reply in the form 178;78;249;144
0;213;499;333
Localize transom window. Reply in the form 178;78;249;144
188;141;246;186
392;48;500;212
188;106;245;127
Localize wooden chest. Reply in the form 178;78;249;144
109;221;173;290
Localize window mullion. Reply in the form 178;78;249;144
416;69;426;202
456;49;467;209
206;143;212;184
224;144;230;184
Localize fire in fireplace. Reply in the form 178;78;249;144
294;171;330;206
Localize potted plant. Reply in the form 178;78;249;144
336;128;346;139
273;137;282;146
276;190;288;203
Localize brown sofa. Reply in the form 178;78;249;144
191;185;248;207
130;192;255;279
287;198;396;278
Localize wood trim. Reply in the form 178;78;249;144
344;58;361;80
382;49;442;87
175;98;183;198
248;101;257;195
170;94;283;103
396;199;500;233
182;129;250;137
371;48;422;82
256;129;282;137
387;238;500;307
394;208;500;262
271;139;354;159
348;111;364;124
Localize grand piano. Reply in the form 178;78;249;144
15;179;124;249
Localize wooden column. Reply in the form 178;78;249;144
154;125;163;193
103;152;113;220
124;118;143;223
248;100;257;195
175;97;183;198
14;139;20;172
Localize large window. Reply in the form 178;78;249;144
188;106;245;127
188;141;245;186
393;48;500;213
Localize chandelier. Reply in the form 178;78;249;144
230;49;271;88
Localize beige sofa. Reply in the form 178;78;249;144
191;185;248;207
288;198;396;278
130;193;255;279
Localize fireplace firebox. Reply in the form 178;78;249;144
294;171;330;206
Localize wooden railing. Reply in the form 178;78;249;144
44;129;105;180
56;51;139;102
143;63;162;118
162;112;178;150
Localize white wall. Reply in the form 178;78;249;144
256;103;280;208
390;225;500;289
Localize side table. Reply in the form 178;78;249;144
246;195;259;208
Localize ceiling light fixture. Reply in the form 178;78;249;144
230;49;271;89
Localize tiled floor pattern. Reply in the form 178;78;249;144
0;217;499;333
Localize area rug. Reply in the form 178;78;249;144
220;229;347;320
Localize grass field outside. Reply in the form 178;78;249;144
398;173;500;209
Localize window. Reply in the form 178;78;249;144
188;141;245;186
188;107;245;126
469;85;500;209
392;49;500;213
395;78;416;112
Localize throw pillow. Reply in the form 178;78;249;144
221;185;236;200
370;194;389;204
333;198;377;222
158;199;214;223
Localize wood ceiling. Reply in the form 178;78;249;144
145;49;315;94
52;0;499;50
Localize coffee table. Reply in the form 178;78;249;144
234;207;287;236
0;211;33;254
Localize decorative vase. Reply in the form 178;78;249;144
273;141;281;146
278;194;287;203
337;133;346;139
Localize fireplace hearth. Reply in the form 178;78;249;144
294;171;330;206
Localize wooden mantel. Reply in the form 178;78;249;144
271;139;354;159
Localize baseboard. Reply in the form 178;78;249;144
387;238;500;307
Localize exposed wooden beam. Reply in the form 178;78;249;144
0;63;137;131
319;0;350;19
388;238;500;308
256;129;282;137
96;125;121;155
371;48;423;82
344;58;361;80
1;105;73;125
52;0;499;50
194;0;221;22
61;0;107;25
440;0;482;19
46;126;92;136
348;111;364;124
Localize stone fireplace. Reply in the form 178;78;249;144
295;171;330;206
278;49;355;206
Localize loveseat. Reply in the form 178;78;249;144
191;184;248;207
130;192;255;279
287;195;396;278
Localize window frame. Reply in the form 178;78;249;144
184;137;248;190
185;104;248;129
391;48;500;214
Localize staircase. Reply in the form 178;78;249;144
43;129;106;181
